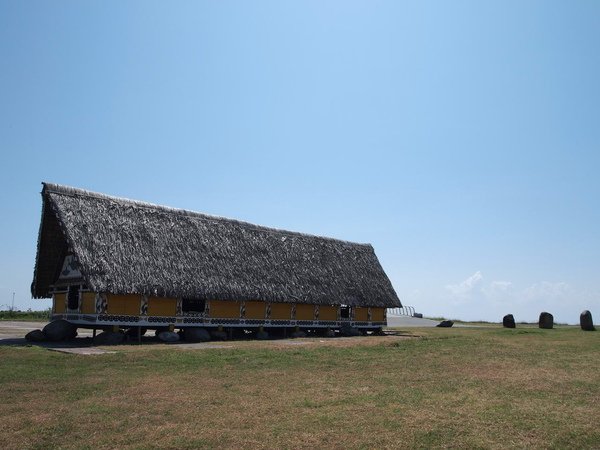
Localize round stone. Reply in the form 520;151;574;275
539;312;554;329
94;331;125;345
503;314;516;328
157;331;180;343
43;320;77;341
25;329;46;342
580;310;595;331
256;330;269;340
184;327;211;342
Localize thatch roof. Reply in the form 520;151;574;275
32;183;401;308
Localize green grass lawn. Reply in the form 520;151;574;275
1;326;598;449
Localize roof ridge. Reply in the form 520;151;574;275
41;182;373;248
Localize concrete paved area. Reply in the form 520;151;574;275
387;315;480;327
386;315;442;327
47;347;116;355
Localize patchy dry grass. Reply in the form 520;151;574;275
0;327;598;449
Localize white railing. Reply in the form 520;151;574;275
387;306;416;317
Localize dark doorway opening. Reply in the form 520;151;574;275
340;305;351;319
67;285;80;310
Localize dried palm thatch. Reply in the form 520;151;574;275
32;183;401;308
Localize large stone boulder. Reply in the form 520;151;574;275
43;320;77;341
25;329;46;342
539;312;554;329
372;327;385;336
256;330;269;340
339;324;360;336
320;328;335;338
184;327;211;342
437;320;454;328
94;330;125;345
290;329;307;338
503;314;516;328
157;331;180;343
210;329;228;341
580;310;595;331
125;327;147;338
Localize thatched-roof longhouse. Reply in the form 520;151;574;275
32;183;400;334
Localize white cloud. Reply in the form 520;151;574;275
482;280;514;301
436;271;592;323
445;271;483;299
489;281;513;291
410;270;599;324
522;281;571;302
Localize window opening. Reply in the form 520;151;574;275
182;298;206;315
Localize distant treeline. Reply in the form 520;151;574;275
0;309;51;320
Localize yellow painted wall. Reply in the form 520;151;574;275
52;287;386;324
209;300;240;318
371;308;385;321
354;307;369;321
245;301;265;319
296;303;314;320
80;292;96;314
319;306;337;321
148;297;176;316
107;294;141;315
270;302;291;319
53;293;66;313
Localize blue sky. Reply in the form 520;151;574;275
1;1;599;323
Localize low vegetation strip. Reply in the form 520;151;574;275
0;327;598;449
0;310;51;321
